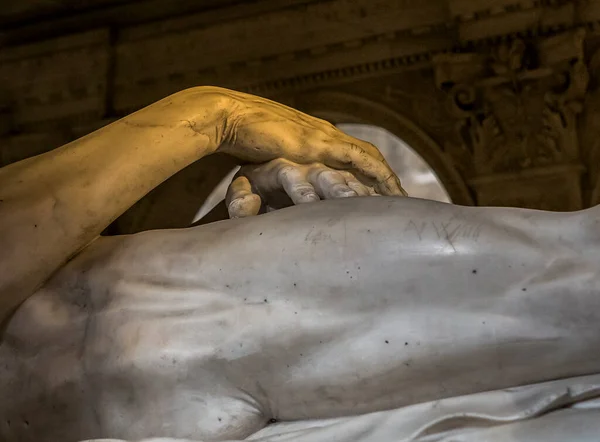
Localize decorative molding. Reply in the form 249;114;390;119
240;4;590;97
449;0;551;20
3;0;600;121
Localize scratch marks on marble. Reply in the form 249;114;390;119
404;219;483;243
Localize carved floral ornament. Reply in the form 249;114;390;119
432;29;589;176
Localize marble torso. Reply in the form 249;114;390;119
2;198;600;441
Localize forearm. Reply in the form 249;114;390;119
0;86;230;321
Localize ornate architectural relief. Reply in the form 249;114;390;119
424;29;589;209
433;29;588;176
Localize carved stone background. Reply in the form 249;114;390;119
4;0;600;221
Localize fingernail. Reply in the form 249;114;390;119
300;193;319;202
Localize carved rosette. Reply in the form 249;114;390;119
433;29;588;209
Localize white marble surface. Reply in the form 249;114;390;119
2;196;600;441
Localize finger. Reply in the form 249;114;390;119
238;161;281;192
308;166;358;200
346;179;369;197
325;125;386;162
226;175;262;218
344;137;386;163
277;164;321;205
338;171;372;197
321;141;406;196
367;186;380;196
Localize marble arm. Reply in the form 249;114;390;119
0;87;403;324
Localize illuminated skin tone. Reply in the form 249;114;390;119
1;88;599;442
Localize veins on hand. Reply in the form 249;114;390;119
181;119;202;135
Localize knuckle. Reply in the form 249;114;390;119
331;183;351;193
315;169;338;184
278;164;297;176
319;118;338;132
277;165;304;183
365;141;380;152
307;162;328;174
272;157;291;167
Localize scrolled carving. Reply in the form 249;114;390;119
446;83;477;118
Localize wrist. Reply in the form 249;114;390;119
122;86;238;158
172;86;240;155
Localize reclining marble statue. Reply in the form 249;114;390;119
0;86;599;442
